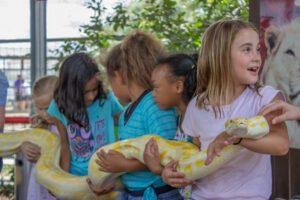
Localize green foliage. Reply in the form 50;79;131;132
0;165;14;198
54;0;249;60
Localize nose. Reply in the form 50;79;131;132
253;50;261;64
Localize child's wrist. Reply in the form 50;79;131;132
150;165;163;175
233;138;243;145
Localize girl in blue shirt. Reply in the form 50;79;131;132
47;53;123;178
95;31;181;200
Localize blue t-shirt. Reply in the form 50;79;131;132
118;91;177;191
48;92;123;176
0;70;8;106
0;70;9;171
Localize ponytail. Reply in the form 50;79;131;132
156;53;198;102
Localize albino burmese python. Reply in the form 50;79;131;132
0;116;269;200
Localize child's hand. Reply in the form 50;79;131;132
205;131;239;165
161;160;194;188
143;138;163;175
20;141;41;162
30;114;47;128
96;150;127;173
261;100;300;124
86;178;115;196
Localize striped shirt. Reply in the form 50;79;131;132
118;91;177;191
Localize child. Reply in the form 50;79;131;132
0;70;9;172
20;75;58;200
143;53;200;172
161;19;289;200
262;100;300;124
47;53;123;178
96;31;181;200
143;53;200;199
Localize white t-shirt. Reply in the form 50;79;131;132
182;86;283;200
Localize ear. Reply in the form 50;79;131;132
264;26;283;55
175;80;184;94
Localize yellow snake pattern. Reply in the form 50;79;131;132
0;116;269;200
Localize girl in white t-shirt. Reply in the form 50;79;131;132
161;19;289;200
21;75;58;200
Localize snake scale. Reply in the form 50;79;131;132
0;116;269;199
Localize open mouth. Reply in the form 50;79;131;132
247;66;259;73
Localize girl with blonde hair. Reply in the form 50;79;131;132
21;75;59;200
161;19;289;200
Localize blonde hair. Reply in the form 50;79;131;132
195;19;260;117
32;75;58;98
120;30;165;89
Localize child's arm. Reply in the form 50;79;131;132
239;105;289;155
261;100;300;124
96;150;147;173
206;98;289;165
192;137;201;148
50;116;71;172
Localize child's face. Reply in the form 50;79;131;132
33;94;53;123
84;76;99;106
231;28;261;88
109;71;130;104
152;65;182;109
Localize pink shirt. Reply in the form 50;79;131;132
182;86;283;200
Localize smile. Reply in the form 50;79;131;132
247;66;259;73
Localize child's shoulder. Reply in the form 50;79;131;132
140;91;160;109
258;85;279;95
245;85;285;110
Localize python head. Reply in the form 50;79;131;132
225;117;248;137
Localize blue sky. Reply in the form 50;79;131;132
0;0;120;39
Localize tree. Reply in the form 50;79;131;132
53;0;249;60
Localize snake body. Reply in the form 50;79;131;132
0;116;269;199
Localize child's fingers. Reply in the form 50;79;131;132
205;144;214;165
95;159;108;172
168;178;192;188
152;140;159;153
97;151;108;164
29;144;41;152
87;178;115;195
99;150;108;159
261;101;284;116
108;150;121;156
165;159;178;171
272;113;287;124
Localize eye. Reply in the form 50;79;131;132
257;47;261;53
285;49;295;57
243;47;251;53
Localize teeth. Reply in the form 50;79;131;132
248;67;258;72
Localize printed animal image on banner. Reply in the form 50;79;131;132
260;0;300;148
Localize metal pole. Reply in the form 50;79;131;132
14;1;47;200
31;0;47;85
